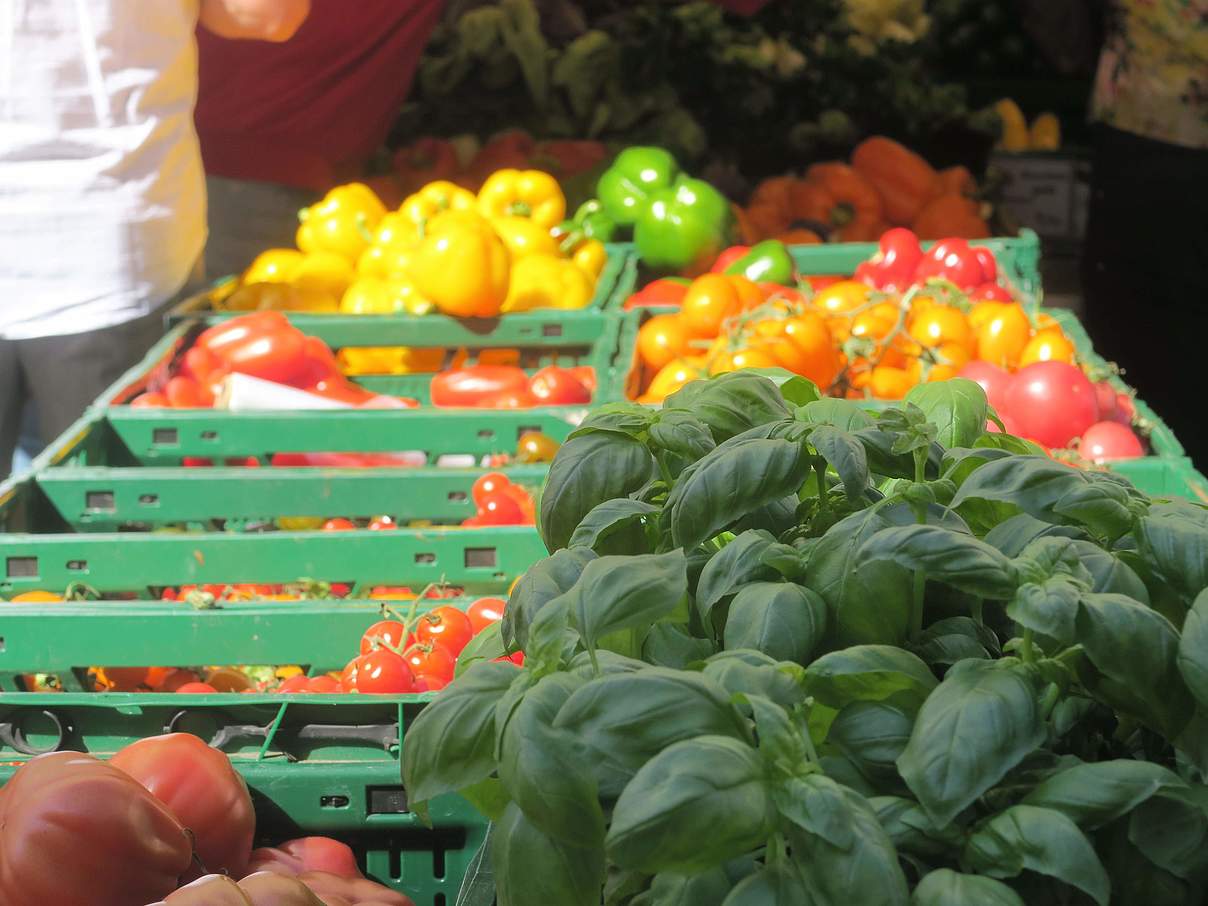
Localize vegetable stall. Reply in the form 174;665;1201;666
1;5;1204;902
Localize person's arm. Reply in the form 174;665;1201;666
199;0;310;42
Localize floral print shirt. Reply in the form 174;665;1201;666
1092;0;1208;148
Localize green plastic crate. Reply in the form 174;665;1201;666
0;695;486;906
169;242;635;336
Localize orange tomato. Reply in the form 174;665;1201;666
974;303;1031;369
680;275;743;338
637;313;691;371
908;306;974;355
909;340;972;383
640;357;706;403
813;280;870;341
728;275;766;311
98;667;150;691
858;365;915;400
7;591;63;602
850;302;908;369
709;346;780;376
752;314;840;387
1019;330;1076;366
968;300;1005;331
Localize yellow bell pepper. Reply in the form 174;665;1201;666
339;346;446;375
222;283;339;313
400;181;477;228
242;248;304;284
477;169;566;230
297;182;387;262
407;210;510;318
373;211;423;250
571;238;607;281
1029;112;1061;151
501;253;594;313
291;251;356;297
994;99;1030;152
358;240;422;282
491;215;559;261
340;277;433;316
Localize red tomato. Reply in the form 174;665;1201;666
305;675;342;693
529;366;592;404
415;674;449;692
181;456;214;467
360;620;408;655
972;246;998;283
1112;392;1137;426
339;658;361;693
414;606;475;656
276;674;311;694
987;411;1025;436
467;597;506;633
570;365;596;394
247;837;362;880
474;489;527;525
367;515;397;531
1079;421;1144;463
165;375;211;408
322;517;357;531
354;650;415;694
478;389;540;408
970;282;1013;303
197;311;309;384
1094;381;1118;420
402;642;456;682
130;391;169;408
431;365;531;407
154;668;202;692
502;484;536;522
175;682;219;694
224;456;260;467
102;666;150;691
855;227;923;291
958;361;1012;414
624;278;691;310
1003;361;1099;448
915;238;986;289
112;733;255;879
711;245;751;272
0;752;193;906
472;471;512;507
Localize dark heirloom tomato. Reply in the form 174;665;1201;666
112;732;256;880
0;752;193;906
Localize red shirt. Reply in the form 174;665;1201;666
196;0;444;191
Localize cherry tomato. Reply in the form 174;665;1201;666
854;228;923;291
467;597;506;633
112;733;255;879
624;278;690;310
972;247;998;283
130;391;169;408
915;238;986;289
1079;421;1144;463
306;675;342;693
322;518;357;531
908;306;974;354
516;431;559;463
165;376;210;409
1004;361;1099;448
971;282;1013;303
472;472;510;507
367;515;397;531
909;340;971;383
958;360;1012;413
974;302;1031;369
340;658;361;692
813;280;870;341
354;650;416;694
968;301;1005;331
1019;330;1076;366
367;585;415;601
680;274;743;338
1094;381;1118;420
415;674;449;692
474;488;527;525
276;674;311;694
360;620;408;655
414;606;475;656
176;682;219;694
529;366;592;404
637;313;692;371
402;642;456;682
856;365;915;400
751;314;839;387
570;365;596;394
709;345;780;376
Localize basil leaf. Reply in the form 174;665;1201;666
799;398;875;432
963;805;1109;906
664;371;792;443
910;869;1024;906
722;581;827;665
855;524;1018;599
853;426;943;480
805;645;937;712
871;796;965;859
563;550;688;653
503;546;596;650
719;860;811;905
695;530;779;622
568;401;657;440
402;661;523;814
666;438;808;551
827;700;914;793
1021;759;1185;830
643;622;716;669
811;424;871;501
701;650;807;711
1138;513;1208;607
1006;578;1082;647
493;801;604;906
1128;787;1208;881
1067;539;1150;601
554;667;749;798
540;430;655;552
1076;591;1192;739
1179;588;1208;711
983;513;1088;557
455;619;508;676
568;498;660;555
606;735;775;874
904;377;988;449
897;659;1045;825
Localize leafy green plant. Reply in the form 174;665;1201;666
406;371;1208;906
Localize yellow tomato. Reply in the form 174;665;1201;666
1020;330;1076;366
639;357;705;403
974;303;1031;369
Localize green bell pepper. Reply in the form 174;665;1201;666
724;239;796;285
570;200;618;241
596;146;679;227
634;176;735;274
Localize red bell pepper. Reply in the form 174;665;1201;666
196;312;309;384
913;237;992;289
710;245;751;273
623;278;691;310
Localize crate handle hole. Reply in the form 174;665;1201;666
368;786;408;815
518;426;541;437
6;557;38;578
447;491;467;502
465;548;497;569
152;428;179;445
200;430;219;441
138;494;159;506
414;552;436;564
85;491;115;512
541;324;563;338
476;429;495;440
320;795;350;809
66;560;87;573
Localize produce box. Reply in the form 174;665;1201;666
0;477;545;599
0;694;485;906
988;150;1091;241
169;243;637;337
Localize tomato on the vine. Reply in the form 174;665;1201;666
637;313;692;371
306;675;342;693
680;275;743;338
908;306;974;355
475;488;527;525
529;366;592;404
1019;330;1076;366
415;674;449;692
276;674;311;694
467;597;506;633
414;606;474;656
176;682;219;694
471;472;510;507
367;515;397;531
360;619;408;655
516;431;559;463
973;302;1030;369
353;650;415;694
402;642;456;682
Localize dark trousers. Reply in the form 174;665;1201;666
1082;126;1208;467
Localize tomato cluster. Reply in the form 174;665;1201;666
461;472;536;526
431;363;593;408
